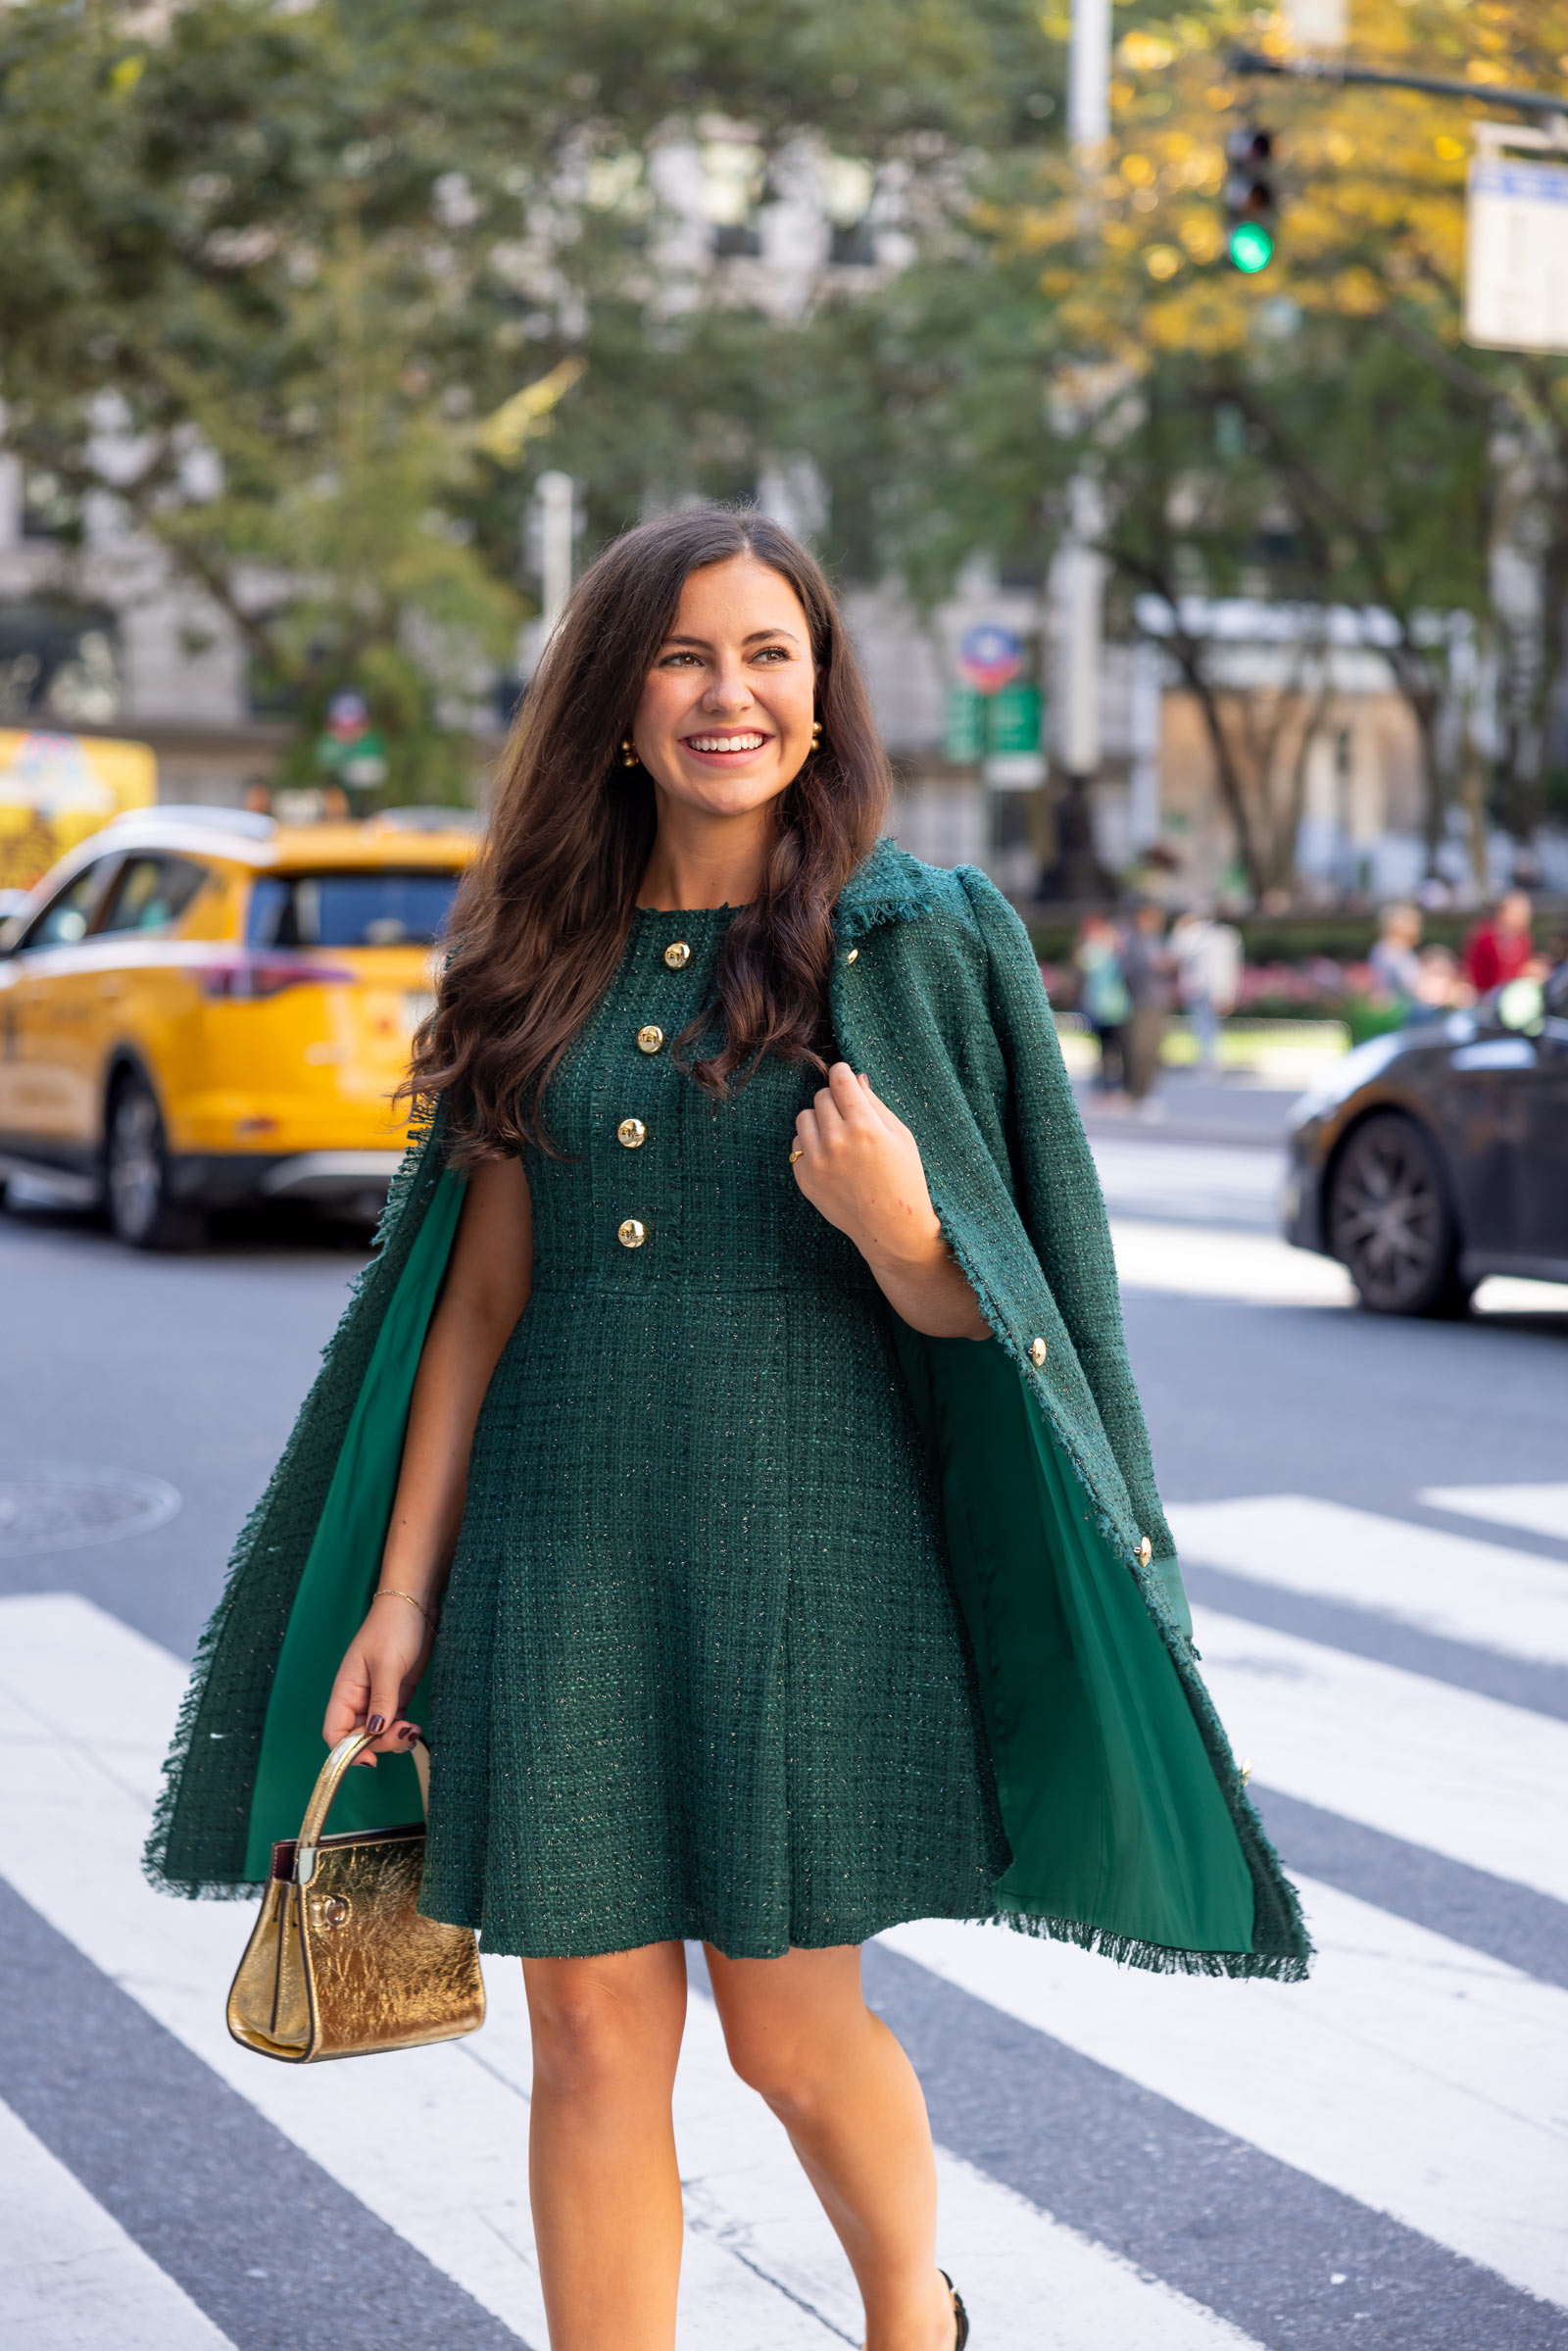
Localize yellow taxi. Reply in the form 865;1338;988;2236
0;805;476;1245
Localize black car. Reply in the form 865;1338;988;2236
1283;959;1568;1315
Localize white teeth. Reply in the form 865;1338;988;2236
687;734;765;753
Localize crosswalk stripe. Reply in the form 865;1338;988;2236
1089;1140;1282;1229
676;1972;1263;2351
1169;1494;1568;1668
1421;1485;1568;1546
1195;1603;1568;1906
1109;1219;1352;1304
0;1593;1264;2350
0;2096;239;2351
884;1878;1568;2309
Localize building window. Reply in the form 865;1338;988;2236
0;604;122;726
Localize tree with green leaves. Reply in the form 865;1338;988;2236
0;0;1056;797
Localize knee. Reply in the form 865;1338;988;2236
722;2019;838;2123
528;1980;665;2101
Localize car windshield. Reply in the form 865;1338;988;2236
246;868;461;950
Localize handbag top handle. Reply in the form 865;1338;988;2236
295;1727;431;1886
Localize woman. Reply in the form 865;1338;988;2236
147;508;1308;2351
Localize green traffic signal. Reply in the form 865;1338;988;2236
1227;220;1274;272
1223;124;1276;273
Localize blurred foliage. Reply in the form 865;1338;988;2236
2;0;1564;866
0;0;1054;793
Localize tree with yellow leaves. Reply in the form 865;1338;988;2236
1020;0;1568;886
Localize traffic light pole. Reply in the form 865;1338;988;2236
1048;0;1114;901
1231;48;1568;123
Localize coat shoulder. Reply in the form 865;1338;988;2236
836;844;1050;1028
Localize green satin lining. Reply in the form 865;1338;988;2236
243;1167;468;1878
897;1332;1255;1954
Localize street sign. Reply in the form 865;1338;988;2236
957;624;1025;695
987;680;1042;754
944;684;986;762
1465;155;1568;354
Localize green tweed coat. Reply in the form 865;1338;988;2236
146;841;1310;1983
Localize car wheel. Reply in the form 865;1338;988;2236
105;1075;202;1250
1327;1110;1468;1317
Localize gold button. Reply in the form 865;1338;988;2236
617;1117;647;1149
846;948;858;963
636;1024;664;1054
663;941;690;969
1028;1336;1048;1367
617;1218;647;1249
1137;1535;1152;1567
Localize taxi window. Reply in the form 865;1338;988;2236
246;868;461;950
97;855;206;936
17;859;115;951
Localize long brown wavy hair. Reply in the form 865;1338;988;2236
410;506;891;1159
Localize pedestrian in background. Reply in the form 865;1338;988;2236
1120;898;1175;1114
1463;891;1535;996
1408;943;1473;1020
1368;902;1424;1013
1075;910;1130;1095
145;508;1306;2351
1170;905;1243;1072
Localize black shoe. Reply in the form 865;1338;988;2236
939;2269;969;2348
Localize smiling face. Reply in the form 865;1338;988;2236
629;556;817;822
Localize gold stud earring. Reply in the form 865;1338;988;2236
810;719;823;751
619;737;639;767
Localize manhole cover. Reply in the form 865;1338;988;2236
0;1463;182;1556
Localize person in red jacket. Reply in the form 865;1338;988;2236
1463;890;1535;995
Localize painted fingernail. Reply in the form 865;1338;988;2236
367;1714;385;1736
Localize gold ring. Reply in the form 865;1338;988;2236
788;1147;804;1164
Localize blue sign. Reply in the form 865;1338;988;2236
958;624;1025;695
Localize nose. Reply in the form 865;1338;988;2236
701;658;754;715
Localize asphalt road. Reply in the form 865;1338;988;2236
1;1130;1565;2351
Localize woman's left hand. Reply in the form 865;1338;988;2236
790;1063;988;1339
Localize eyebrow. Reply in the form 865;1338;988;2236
661;627;803;648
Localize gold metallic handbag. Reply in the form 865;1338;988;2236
227;1727;485;2064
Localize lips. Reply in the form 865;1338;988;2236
683;732;769;754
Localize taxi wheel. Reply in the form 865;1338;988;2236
105;1076;203;1250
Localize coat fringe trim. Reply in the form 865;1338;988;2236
988;1906;1313;1982
141;1095;448;1901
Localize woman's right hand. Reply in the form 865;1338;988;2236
322;1594;434;1764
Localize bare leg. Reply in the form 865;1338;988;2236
706;1943;957;2351
522;1940;689;2351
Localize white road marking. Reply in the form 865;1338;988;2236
1108;1214;1568;1315
1089;1141;1284;1230
1194;1604;1568;1905
1421;1485;1568;1546
885;1870;1568;2309
1473;1277;1568;1315
0;1594;1261;2350
1168;1494;1568;1667
0;2097;238;2351
1109;1219;1353;1305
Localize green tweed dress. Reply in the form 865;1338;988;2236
418;904;1007;1959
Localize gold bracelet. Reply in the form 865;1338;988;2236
374;1586;439;1632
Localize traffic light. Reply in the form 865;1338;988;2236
1224;125;1276;271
